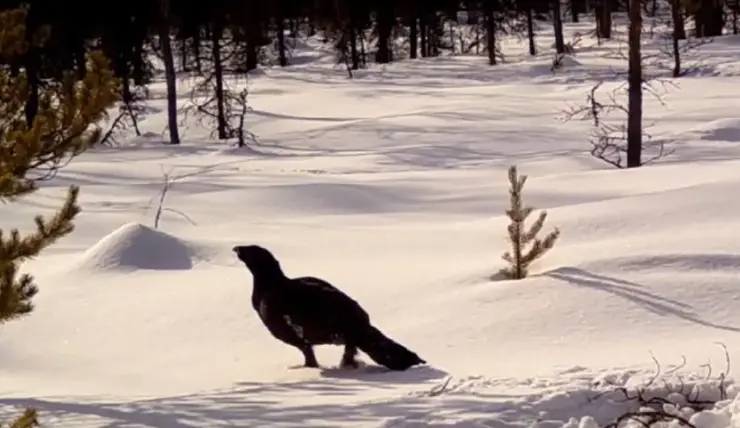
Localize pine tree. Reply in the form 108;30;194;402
0;7;119;426
500;165;560;280
6;408;38;428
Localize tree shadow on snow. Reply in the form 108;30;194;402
0;366;454;427
545;266;740;333
611;253;740;272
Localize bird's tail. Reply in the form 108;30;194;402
354;325;426;371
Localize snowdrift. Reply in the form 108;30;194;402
71;222;199;272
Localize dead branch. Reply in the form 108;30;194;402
604;409;697;428
651;34;713;78
100;109;128;146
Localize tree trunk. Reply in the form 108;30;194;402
159;0;180;145
409;17;418;59
419;17;428;57
245;21;260;72
671;0;684;76
211;21;228;140
596;0;613;38
553;0;566;54
193;29;202;72
24;49;40;127
627;0;643;168
571;0;580;21
277;17;287;67
526;9;537;55
375;3;393;63
179;40;189;72
484;0;497;65
426;14;441;57
694;0;724;37
349;25;360;69
359;31;367;66
673;0;687;39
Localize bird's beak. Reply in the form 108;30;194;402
232;246;240;254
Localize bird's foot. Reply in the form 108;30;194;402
339;356;359;369
303;359;320;368
301;347;319;368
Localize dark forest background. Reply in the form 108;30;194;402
1;0;736;146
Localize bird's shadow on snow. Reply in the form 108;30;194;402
0;366;688;428
0;366;453;427
544;266;740;333
319;363;449;383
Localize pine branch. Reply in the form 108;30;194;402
0;8;117;325
523;211;547;243
0;7;118;427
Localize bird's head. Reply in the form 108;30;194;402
233;245;284;278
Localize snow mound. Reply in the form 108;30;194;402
556;55;582;68
74;222;196;272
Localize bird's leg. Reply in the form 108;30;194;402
302;346;319;368
340;344;359;368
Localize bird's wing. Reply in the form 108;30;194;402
286;276;371;326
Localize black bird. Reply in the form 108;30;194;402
233;245;426;371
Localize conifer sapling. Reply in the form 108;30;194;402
6;408;38;428
500;165;560;280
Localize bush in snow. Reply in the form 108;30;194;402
499;165;560;280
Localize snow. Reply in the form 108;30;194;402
71;222;201;272
2;18;740;428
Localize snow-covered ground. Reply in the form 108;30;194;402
2;19;740;428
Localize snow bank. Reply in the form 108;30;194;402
565;378;740;428
72;222;197;272
396;372;740;428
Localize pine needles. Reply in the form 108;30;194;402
0;6;118;324
499;165;560;280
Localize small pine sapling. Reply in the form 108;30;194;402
6;408;38;428
500;165;560;280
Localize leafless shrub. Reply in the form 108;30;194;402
590;344;732;428
180;76;258;148
560;79;675;168
101;86;154;146
174;33;259;148
551;33;582;72
651;35;712;78
150;166;197;230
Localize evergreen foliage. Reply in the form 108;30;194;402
500;165;560;280
0;7;118;425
